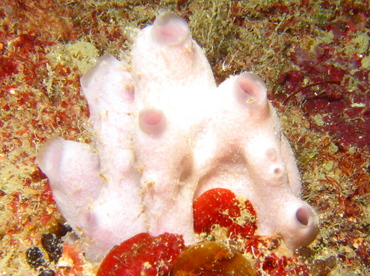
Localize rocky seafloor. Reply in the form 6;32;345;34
0;0;369;275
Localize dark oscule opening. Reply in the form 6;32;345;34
296;207;311;226
237;73;267;104
139;108;166;136
152;12;189;45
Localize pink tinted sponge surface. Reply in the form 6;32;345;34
36;12;319;262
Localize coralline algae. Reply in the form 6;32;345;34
36;12;319;262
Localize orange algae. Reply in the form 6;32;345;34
171;241;256;276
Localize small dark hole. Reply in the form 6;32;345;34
54;222;72;238
296;207;310;226
274;168;281;174
39;269;56;276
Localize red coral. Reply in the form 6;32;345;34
193;188;257;239
97;233;185;276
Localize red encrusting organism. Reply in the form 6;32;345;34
193;188;257;239
97;233;185;276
